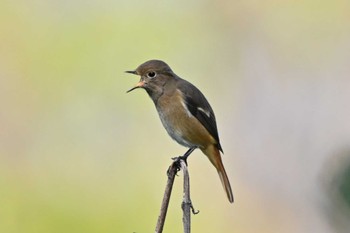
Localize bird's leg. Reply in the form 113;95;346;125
180;147;196;163
172;147;197;170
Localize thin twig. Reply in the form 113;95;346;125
155;158;199;233
155;162;177;233
180;160;191;233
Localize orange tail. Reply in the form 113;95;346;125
202;145;234;203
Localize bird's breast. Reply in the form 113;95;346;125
155;90;216;149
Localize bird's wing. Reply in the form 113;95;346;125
177;79;223;152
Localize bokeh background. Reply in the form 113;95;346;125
1;0;350;232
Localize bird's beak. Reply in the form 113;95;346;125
125;70;143;93
125;70;137;75
126;80;145;93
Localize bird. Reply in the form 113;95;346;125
126;59;234;203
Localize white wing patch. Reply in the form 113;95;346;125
197;107;210;118
178;89;193;117
180;98;193;117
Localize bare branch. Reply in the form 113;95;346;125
155;158;198;233
180;160;191;233
155;162;177;233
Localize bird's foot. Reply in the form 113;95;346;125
173;147;197;165
166;156;183;177
171;155;188;166
167;147;197;177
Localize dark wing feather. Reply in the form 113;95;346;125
177;79;223;152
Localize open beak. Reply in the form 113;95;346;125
126;80;145;93
125;70;145;93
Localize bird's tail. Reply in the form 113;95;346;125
202;145;234;203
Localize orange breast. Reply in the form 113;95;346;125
156;90;216;149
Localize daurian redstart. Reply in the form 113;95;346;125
126;60;234;203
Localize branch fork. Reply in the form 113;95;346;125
155;156;199;233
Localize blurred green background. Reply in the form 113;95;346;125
1;0;350;232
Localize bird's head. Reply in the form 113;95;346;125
126;60;174;100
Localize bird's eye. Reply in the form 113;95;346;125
147;71;156;78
